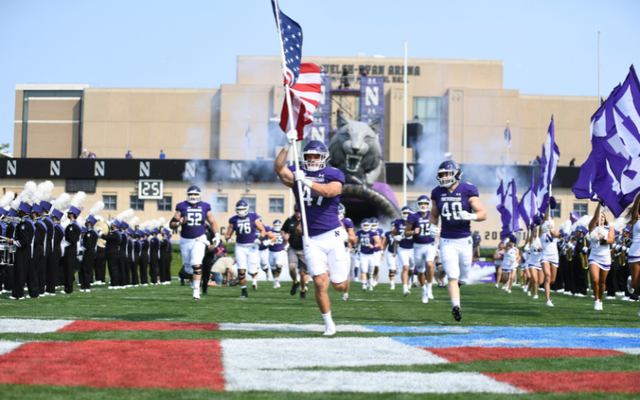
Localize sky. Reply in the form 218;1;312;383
1;0;639;154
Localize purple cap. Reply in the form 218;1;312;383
576;226;588;234
0;207;7;217
136;229;144;236
18;202;31;214
86;215;97;225
68;206;81;216
152;228;160;234
144;229;151;236
81;227;87;233
40;201;52;211
31;203;43;214
51;209;63;219
112;220;121;228
8;209;18;218
624;225;631;232
167;233;172;240
163;228;171;235
121;221;129;229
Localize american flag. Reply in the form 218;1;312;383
279;63;322;140
271;0;303;87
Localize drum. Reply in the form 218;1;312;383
0;243;16;266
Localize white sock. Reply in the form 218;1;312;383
427;283;432;290
322;311;334;327
403;284;408;292
451;298;460;308
192;280;200;293
423;286;427;293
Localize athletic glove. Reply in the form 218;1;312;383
294;170;313;189
459;210;477;221
263;239;273;246
212;233;220;247
253;238;261;245
582;247;589;254
622;246;627;252
286;129;298;144
394;234;403;241
429;224;440;238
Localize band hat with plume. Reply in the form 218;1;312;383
31;183;51;214
17;181;37;214
128;216;140;229
37;181;55;211
0;191;15;216
558;220;572;236
68;191;87;216
116;209;134;229
86;201;105;225
570;215;592;234
50;193;71;220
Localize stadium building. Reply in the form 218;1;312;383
5;56;600;245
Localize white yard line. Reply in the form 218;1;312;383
224;370;526;393
615;348;640;355
0;340;24;355
0;318;73;333
218;323;373;332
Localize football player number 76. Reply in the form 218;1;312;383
302;187;323;207
441;202;463;221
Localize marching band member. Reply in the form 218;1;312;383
7;184;37;300
61;192;85;294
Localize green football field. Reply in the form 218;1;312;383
1;252;639;399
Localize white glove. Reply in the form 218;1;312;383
263;239;273;246
286;129;298;144
429;224;439;238
394;234;403;241
459;210;477;221
615;244;621;251
622;246;627;252
524;244;530;252
212;233;220;247
626;248;629;254
582;246;589;253
294;170;313;189
254;238;262;245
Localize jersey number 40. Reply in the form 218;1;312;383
441;202;463;221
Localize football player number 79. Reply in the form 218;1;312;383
440;202;463;221
302;187;323;207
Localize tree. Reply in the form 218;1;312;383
0;143;10;158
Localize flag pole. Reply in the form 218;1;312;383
598;29;601;105
403;40;408;206
273;0;310;245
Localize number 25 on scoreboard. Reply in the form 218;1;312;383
138;179;164;200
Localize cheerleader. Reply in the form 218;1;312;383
540;211;561;295
493;242;504;288
527;227;544;301
625;194;640;303
588;203;614;310
502;235;519;293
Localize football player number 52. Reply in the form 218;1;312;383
441;202;463;221
187;212;202;226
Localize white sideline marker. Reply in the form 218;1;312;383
222;337;448;370
224;370;526;393
219;323;374;332
0;319;73;333
615;348;640;355
0;340;24;355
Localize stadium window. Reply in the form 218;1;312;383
407;199;418;212
214;196;228;213
157;196;172;211
103;195;117;210
573;203;588;217
550;202;561;219
130;195;144;211
241;196;256;213
269;197;284;213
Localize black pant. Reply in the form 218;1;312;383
201;253;213;293
561;256;573;295
149;256;159;284
572;258;589;295
618;263;631;296
81;250;95;290
160;255;170;283
38;251;48;295
606;258;620;296
131;256;140;285
123;257;131;286
12;248;29;299
118;253;126;286
106;251;120;287
94;247;106;283
46;248;61;294
140;254;149;284
27;246;42;298
63;250;77;294
1;264;13;291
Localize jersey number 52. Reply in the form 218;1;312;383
187;212;202;226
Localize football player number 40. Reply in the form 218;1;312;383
441;202;463;221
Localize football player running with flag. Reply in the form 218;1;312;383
429;161;487;322
274;137;350;336
170;186;220;301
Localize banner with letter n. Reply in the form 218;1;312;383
309;75;331;146
360;76;385;158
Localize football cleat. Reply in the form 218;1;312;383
300;290;306;299
452;305;462;322
421;289;428;304
186;185;202;205
390;282;395;290
241;288;248;298
427;286;434;299
323;323;336;336
252;281;257;290
436;160;462;188
403;289;411;297
628;276;634;294
290;282;299;296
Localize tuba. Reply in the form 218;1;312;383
95;220;110;248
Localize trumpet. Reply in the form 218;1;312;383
1;216;21;223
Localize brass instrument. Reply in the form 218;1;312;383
95;220;110;248
565;238;574;263
619;237;631;267
577;238;589;270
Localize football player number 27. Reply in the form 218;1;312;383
302;187;323;207
187;212;202;226
441;202;463;221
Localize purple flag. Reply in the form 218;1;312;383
497;179;521;239
572;151;597;200
519;169;537;228
535;116;560;215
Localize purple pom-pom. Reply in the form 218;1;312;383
549;196;557;209
532;215;542;226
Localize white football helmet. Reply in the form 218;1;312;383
235;200;249;218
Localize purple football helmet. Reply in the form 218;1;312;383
301;140;329;172
235;199;249;218
417;195;431;212
187;185;201;205
436;160;462;188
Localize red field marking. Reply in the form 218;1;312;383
487;371;640;393
0;339;224;390
425;347;624;363
57;320;219;332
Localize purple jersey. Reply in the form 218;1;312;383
229;212;259;244
392;219;414;249
407;212;435;244
258;225;272;250
270;231;286;252
342;217;354;248
356;229;379;255
384;231;395;252
175;201;211;239
373;228;384;252
432;182;479;239
288;165;344;237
